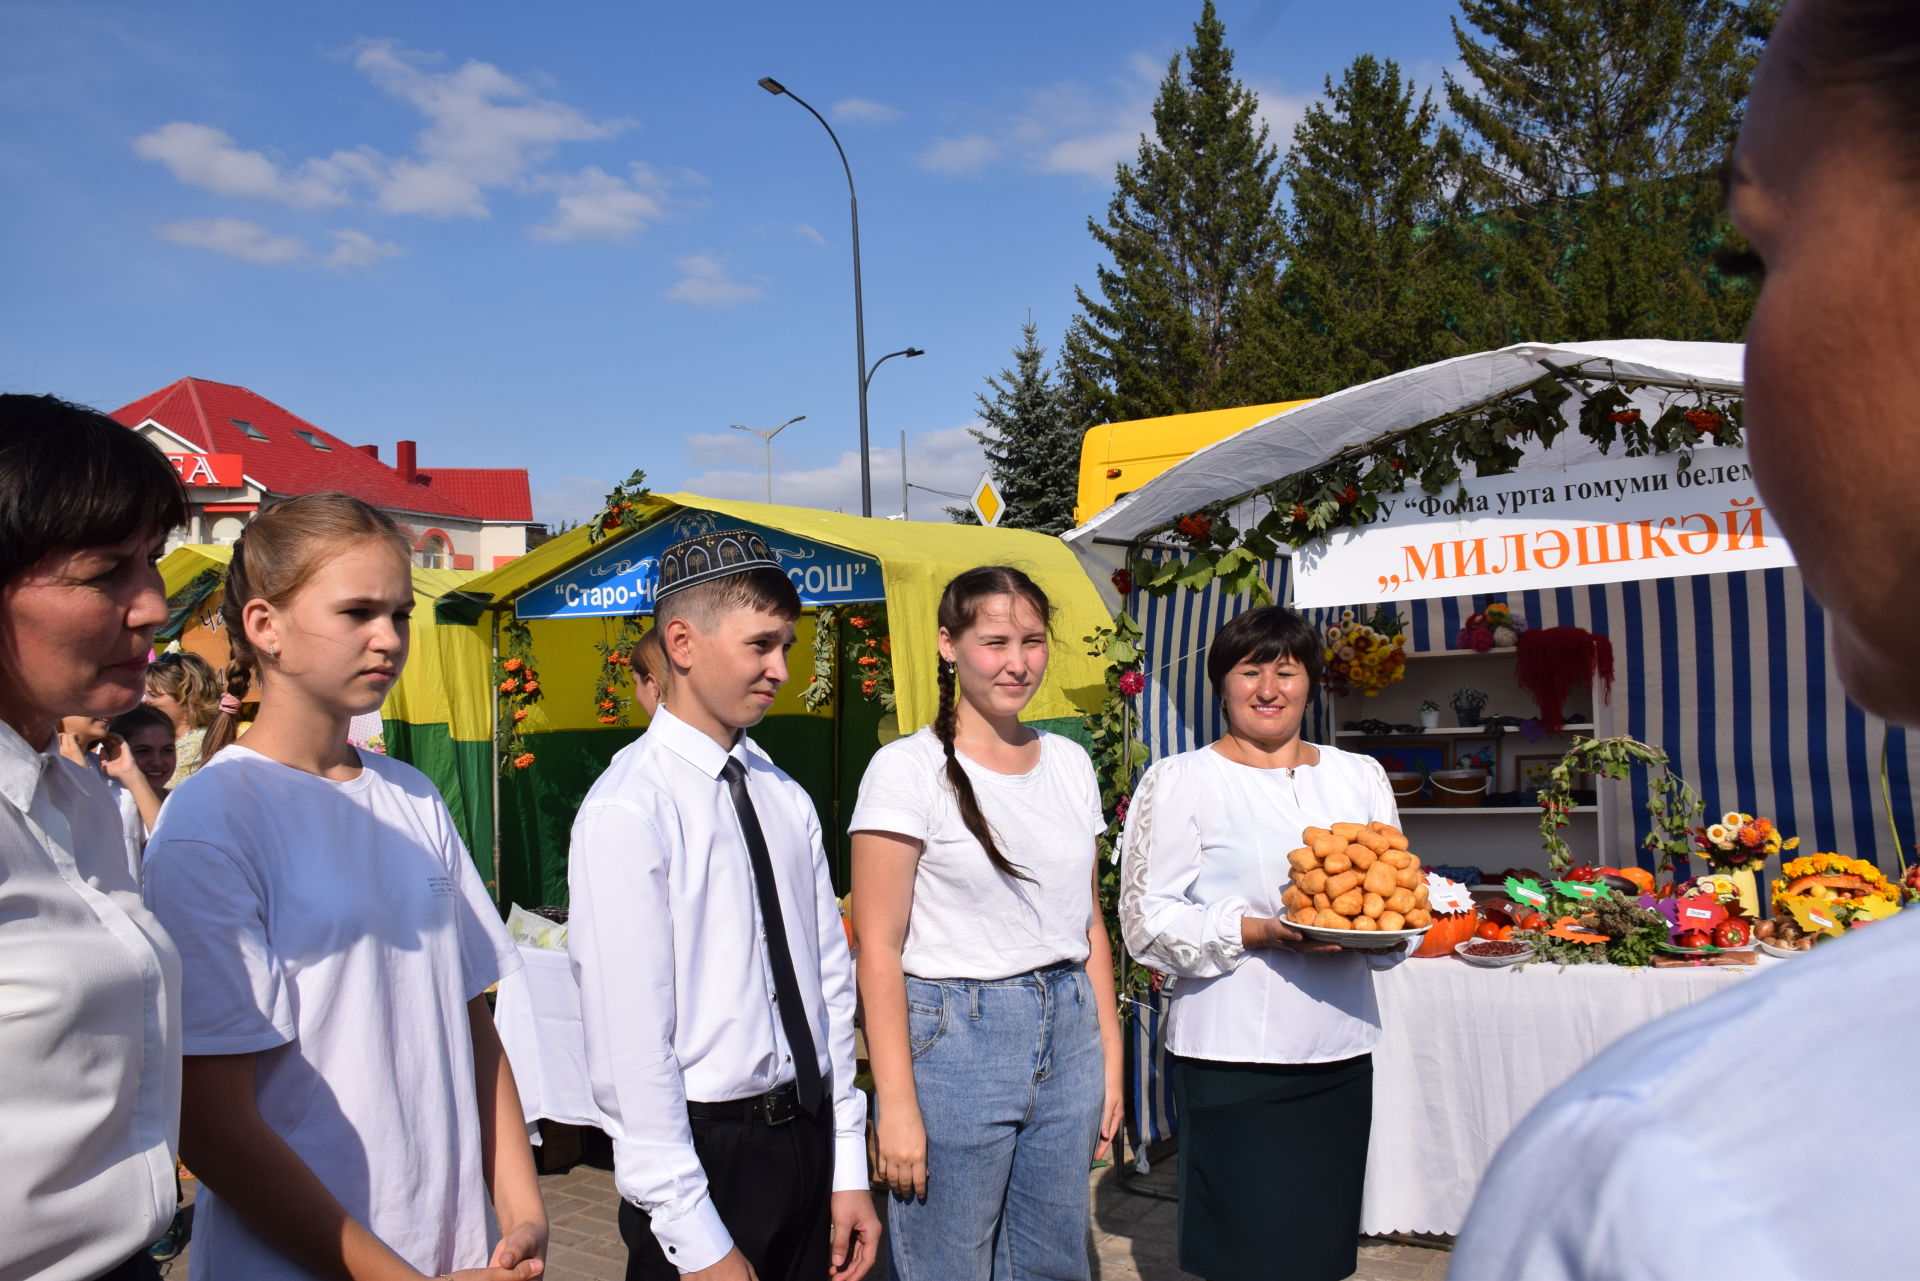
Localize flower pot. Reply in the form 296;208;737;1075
1429;769;1488;808
1418;709;1440;730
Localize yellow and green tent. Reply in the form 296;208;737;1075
410;494;1110;909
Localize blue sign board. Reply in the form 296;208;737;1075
514;511;885;620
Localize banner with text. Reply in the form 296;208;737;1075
1292;446;1795;608
515;511;885;620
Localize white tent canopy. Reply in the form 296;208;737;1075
1062;340;1745;599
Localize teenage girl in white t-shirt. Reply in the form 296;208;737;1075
850;565;1123;1281
143;494;546;1281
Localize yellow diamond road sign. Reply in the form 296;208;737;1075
970;472;1004;527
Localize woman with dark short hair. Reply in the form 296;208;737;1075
0;393;187;1280
1119;605;1407;1281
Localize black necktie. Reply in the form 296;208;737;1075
720;755;824;1113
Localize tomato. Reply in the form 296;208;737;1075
1477;921;1505;941
1712;919;1751;948
1498;924;1515;940
1676;929;1712;949
1517;912;1547;932
1565;866;1599;884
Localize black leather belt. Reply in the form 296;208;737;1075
686;1082;806;1127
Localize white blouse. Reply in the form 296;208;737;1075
1119;742;1404;1065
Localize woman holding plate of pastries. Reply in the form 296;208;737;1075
1119;605;1421;1281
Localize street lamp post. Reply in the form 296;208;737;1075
758;75;877;516
730;415;805;504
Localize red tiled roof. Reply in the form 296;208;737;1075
417;468;533;523
108;378;527;524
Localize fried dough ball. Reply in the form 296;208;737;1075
1362;892;1386;919
1377;910;1407;932
1291;907;1318;925
1354;828;1391;854
1315;909;1353;930
1326;870;1363;898
1413;883;1430;907
1313;892;1332;911
1394;865;1422;889
1282;887;1313;913
1299;869;1330;895
1329;822;1365;841
1348;845;1378;871
1331;889;1365;917
1323;852;1353;876
1302;826;1334;847
1287;847;1319;873
1386;888;1417;915
1351;915;1379;931
1362;863;1399;897
1311;834;1346;859
1405;908;1432;929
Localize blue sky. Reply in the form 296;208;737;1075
0;0;1461;526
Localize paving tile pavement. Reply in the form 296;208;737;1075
538;1160;1452;1281
163;1158;1452;1280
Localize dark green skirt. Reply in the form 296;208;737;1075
1171;1053;1373;1281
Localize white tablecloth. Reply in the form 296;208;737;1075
1361;956;1771;1236
493;943;602;1134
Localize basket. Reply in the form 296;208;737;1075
1385;771;1425;805
1429;769;1489;808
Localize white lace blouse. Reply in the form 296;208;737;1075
1118;742;1405;1064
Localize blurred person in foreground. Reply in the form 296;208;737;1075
0;393;187;1280
1453;3;1920;1277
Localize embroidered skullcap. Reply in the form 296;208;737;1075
655;528;780;601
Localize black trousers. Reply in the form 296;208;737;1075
619;1101;833;1281
96;1253;161;1281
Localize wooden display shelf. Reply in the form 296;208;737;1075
1336;723;1594;740
1398;805;1597;816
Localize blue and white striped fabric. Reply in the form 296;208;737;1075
1120;558;1916;1143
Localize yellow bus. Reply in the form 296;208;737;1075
1073;400;1314;526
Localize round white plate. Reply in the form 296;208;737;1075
1454;939;1535;968
1755;939;1808;959
1285;919;1428;950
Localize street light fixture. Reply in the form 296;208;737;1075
864;346;924;393
730;415;805;505
758;75;877;517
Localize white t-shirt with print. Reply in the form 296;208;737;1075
144;746;519;1280
850;727;1102;981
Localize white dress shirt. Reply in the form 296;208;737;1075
568;707;866;1274
1119;743;1405;1065
0;721;180;1280
1454;910;1920;1280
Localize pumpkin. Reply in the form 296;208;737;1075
1412;909;1478;958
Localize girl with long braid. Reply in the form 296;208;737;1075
850;566;1122;1280
143;493;546;1280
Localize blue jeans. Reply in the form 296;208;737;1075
886;961;1104;1281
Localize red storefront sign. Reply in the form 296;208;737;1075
166;453;246;488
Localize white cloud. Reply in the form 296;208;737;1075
135;41;632;226
666;254;762;308
918;135;999;175
529;163;667;242
794;222;825;246
923;53;1309;183
158;217;307;265
832;97;902;125
349;39;629;218
323;228;404;270
530;474;615;530
680;422;988;517
132;122;352;207
684;431;764;468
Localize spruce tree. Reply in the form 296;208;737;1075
956;320;1080;534
1263;55;1471;397
1445;0;1769;341
1061;1;1287;425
